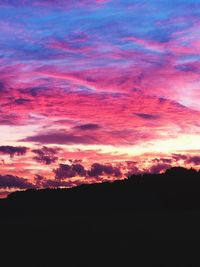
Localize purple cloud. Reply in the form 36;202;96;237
74;123;100;131
21;131;98;145
54;163;86;179
148;163;171;174
0;145;28;157
134;113;160;119
186;156;200;165
88;163;121;178
0;174;34;189
32;146;59;165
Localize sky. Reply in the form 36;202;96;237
1;0;200;197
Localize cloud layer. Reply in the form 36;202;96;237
0;0;200;196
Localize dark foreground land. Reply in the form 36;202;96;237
2;167;200;266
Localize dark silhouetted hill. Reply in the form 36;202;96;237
2;167;200;267
1;166;200;217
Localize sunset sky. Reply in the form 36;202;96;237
1;0;200;197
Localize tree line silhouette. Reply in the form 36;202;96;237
1;166;200;217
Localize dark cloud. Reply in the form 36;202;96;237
14;98;31;105
88;163;121;178
72;163;86;176
54;163;86;179
21;131;98;145
55;164;76;179
0;81;7;92
176;64;198;72
0;174;34;189
185;156;200;165
54;162;122;180
134;113;160;119
32;146;59;165
125;161;141;176
148;163;171;174
172;154;188;161
20;87;46;97
34;174;44;187
74;123;100;131
0;145;28;157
